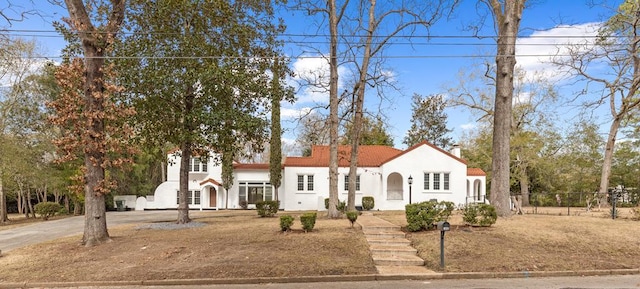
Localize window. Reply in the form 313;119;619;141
423;173;430;190
423;172;451;191
189;157;207;172
443;173;450;190
297;174;314;192
297;175;304;191
238;182;273;204
344;174;361;191
177;190;201;205
307;175;314;191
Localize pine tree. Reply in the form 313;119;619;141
403;94;453;149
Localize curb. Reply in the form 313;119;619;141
0;269;638;288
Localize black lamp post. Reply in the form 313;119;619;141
408;175;413;204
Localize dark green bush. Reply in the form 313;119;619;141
324;198;346;212
279;215;294;231
463;204;497;227
34;202;63;220
405;200;454;232
361;196;374;210
300;212;317;232
256;200;279;217
239;200;248;210
346;211;358;227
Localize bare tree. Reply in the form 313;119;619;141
552;0;640;207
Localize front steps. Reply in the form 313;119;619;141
357;213;436;275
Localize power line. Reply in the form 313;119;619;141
3;54;597;60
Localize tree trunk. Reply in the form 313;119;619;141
73;198;82;215
27;188;36;219
489;0;525;217
177;142;192;224
0;175;7;224
347;0;376;212
64;0;124;247
597;116;621;208
518;159;530;207
81;43;111;246
327;0;340;219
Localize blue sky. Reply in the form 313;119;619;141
2;0;624;152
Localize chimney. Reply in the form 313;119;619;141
451;144;461;158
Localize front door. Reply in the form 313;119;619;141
209;187;217;207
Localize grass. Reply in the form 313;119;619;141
375;207;640;272
0;211;375;282
0;207;639;282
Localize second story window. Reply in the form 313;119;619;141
189;157;208;172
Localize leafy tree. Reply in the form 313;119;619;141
342;115;394;146
403;94;453;149
269;60;293;202
117;0;285;223
48;0;127;246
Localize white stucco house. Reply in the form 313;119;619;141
137;141;487;211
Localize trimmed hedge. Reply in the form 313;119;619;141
346;211;358;227
405;200;454;232
256;200;279;217
462;204;497;227
300;212;317;232
34;202;63;220
361;196;375;210
279;215;294;231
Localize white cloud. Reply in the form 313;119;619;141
280;106;312;119
288;54;349;104
460;122;477;130
516;22;601;80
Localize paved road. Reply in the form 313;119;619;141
52;275;640;289
0;210;188;253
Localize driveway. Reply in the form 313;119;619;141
0;210;188;253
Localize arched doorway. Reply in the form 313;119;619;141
386;173;403;200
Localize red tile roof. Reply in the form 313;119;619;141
467;168;486;176
382;141;467;165
233;163;271;170
199;178;222;186
284;145;403;167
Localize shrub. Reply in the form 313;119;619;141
34;202;63;220
300;212;317;232
256;200;279;217
361;196;375;210
324;198;346;213
346;211;358;227
239;200;248;210
279;215;294;231
463;204;497;227
405;200;454;232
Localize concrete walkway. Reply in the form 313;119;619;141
356;213;437;276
